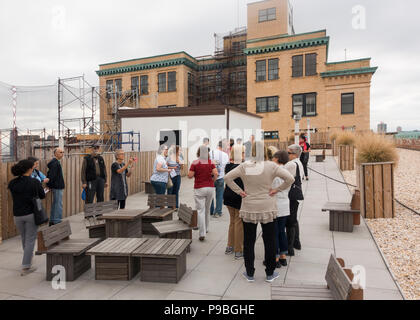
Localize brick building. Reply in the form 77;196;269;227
97;0;377;141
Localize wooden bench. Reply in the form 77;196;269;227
87;238;149;281
322;191;361;232
152;204;197;252
271;255;364;300
84;200;119;239
36;220;102;281
132;238;191;284
141;194;177;235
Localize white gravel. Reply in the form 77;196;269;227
337;149;420;300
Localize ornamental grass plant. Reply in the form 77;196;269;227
336;131;356;146
356;133;399;165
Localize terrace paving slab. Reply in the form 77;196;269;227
0;156;403;300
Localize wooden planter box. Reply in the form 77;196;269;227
339;145;355;171
359;162;395;219
332;140;338;156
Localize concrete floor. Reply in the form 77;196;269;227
0;156;404;300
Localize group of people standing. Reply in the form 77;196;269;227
8;146;136;276
184;135;310;283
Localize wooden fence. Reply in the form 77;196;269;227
395;138;420;151
0;150;189;242
264;140;288;151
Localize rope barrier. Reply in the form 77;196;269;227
307;166;420;216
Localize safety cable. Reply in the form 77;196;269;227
307;166;420;216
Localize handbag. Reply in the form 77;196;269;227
166;175;173;189
81;188;87;201
31;180;49;226
288;162;304;201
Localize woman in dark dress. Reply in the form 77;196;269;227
110;150;134;209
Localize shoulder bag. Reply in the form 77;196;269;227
288;162;304;201
32;181;49;226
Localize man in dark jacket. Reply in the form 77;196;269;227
81;145;108;204
47;148;65;226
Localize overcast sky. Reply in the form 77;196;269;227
0;0;419;132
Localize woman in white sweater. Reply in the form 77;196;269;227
224;141;294;283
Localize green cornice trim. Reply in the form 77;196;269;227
99;51;197;67
96;58;198;76
246;29;327;44
320;67;378;78
96;57;247;76
326;58;371;65
244;36;330;56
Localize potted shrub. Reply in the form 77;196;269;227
336;131;356;171
356;133;399;219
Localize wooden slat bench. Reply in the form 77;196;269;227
322;202;360;233
132;238;191;284
36;220;102;281
84;200;119;239
272;255;364;300
152;204;197;252
141;194;177;235
87;238;149;281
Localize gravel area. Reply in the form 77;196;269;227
336;149;420;300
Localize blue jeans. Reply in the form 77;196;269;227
151;181;167;195
275;217;288;257
168;175;181;208
50;189;63;225
210;178;225;215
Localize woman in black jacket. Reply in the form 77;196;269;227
223;145;245;259
8;159;46;276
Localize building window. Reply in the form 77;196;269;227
158;73;167;92
256;60;266;82
259;7;276;22
256;96;279;113
106;80;113;99
292;93;317;117
115;79;122;97
264;131;279;140
188;73;194;95
131;77;139;96
238;71;246;89
292;55;303;77
305;53;317;76
229;72;236;90
168;72;176;92
268;58;279;80
140;75;148;95
341;93;355;114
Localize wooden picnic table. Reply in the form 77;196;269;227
101;210;144;238
87;238;149;280
132;238;191;283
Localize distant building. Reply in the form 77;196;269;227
378;122;387;134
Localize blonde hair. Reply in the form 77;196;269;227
267;146;279;161
230;145;245;164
